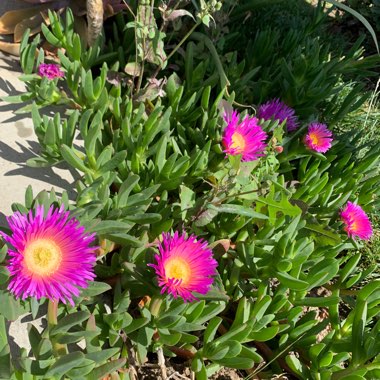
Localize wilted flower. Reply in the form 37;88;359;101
222;110;267;162
2;205;97;305
257;98;299;132
341;202;373;240
304;122;333;153
149;232;217;302
38;63;64;80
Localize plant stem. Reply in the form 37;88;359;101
166;22;199;63
191;32;229;90
150;21;200;82
47;299;58;329
136;59;145;94
47;299;68;356
167;345;195;360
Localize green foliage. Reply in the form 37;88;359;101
221;0;380;121
1;1;380;379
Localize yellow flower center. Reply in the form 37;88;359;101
231;132;246;153
309;132;319;145
351;221;358;232
165;257;191;285
24;239;62;276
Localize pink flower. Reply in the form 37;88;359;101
38;63;64;80
304;123;333;153
341;202;373;240
2;205;97;305
222;110;267;162
257;98;299;132
149;232;217;302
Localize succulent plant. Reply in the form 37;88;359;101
0;0;127;55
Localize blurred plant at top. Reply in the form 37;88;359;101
0;0;127;55
1;0;380;379
339;0;380;49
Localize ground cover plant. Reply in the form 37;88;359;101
1;1;380;379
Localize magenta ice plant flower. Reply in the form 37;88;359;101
257;98;299;132
149;232;218;302
38;63;64;80
341;202;373;240
222;110;267;162
2;205;97;305
304;122;333;153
